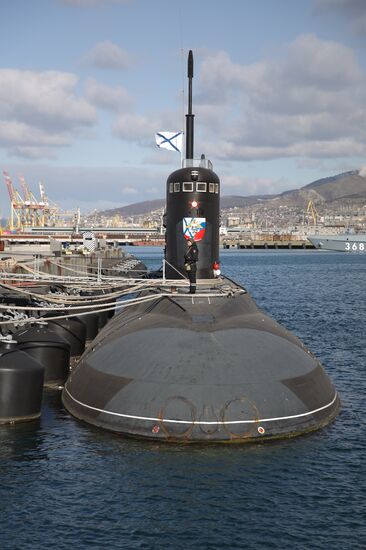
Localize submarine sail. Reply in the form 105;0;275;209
165;50;220;279
62;51;340;442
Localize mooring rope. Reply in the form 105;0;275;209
0;285;239;326
0;279;151;304
0;293;161;325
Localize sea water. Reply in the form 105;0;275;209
0;249;364;549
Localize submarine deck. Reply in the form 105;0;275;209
137;275;247;299
62;273;340;442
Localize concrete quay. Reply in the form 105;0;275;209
222;238;314;249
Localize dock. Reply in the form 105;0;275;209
222;238;314;249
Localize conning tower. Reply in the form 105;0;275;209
165;51;220;279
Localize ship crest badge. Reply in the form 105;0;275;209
183;217;206;241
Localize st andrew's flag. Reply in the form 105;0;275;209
155;131;183;153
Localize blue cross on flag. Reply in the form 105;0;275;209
155;131;183;153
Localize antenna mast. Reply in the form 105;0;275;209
185;50;194;159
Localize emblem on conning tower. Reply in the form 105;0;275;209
183;217;206;241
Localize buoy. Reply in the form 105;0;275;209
43;314;86;356
107;298;116;319
75;310;99;340
0;339;44;424
79;290;111;328
98;310;110;329
13;325;71;386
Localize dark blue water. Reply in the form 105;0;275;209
1;249;365;549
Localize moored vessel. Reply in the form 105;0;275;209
308;233;366;252
63;51;340;442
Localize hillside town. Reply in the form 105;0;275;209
2;169;365;250
82;170;366;241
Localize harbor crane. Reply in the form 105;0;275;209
39;181;61;226
305;199;319;226
39;181;79;227
18;174;45;227
3;172;82;231
3;171;26;230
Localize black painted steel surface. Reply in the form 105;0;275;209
44;316;86;356
0;342;44;423
75;311;99;340
14;325;70;385
165;167;220;279
62;50;340;443
63;283;340;442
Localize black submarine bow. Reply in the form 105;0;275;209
165;50;220;279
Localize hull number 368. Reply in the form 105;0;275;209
345;242;365;251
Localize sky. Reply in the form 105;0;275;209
1;0;366;215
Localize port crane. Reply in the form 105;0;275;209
39;181;62;226
18;175;46;227
3;171;26;231
3;172;81;231
3;172;83;232
305;199;319;226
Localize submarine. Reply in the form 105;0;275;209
62;51;340;442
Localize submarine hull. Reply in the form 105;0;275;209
63;285;340;442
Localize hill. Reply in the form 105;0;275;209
302;170;366;202
99;169;366;216
104;199;165;217
101;194;274;217
269;170;366;207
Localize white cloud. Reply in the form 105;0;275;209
195;34;366;162
285;33;362;88
221;174;290;196
0;69;96;159
212;138;366;162
0;120;69;147
113;113;159;145
0;69;95;131
113;107;182;151
84;78;132;111
83;41;132;70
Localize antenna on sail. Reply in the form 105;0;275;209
185;50;194;159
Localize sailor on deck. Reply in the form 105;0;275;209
184;239;199;294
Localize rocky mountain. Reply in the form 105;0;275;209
244;170;366;208
99;170;366;216
104;199;165;217
101;194;273;217
303;170;366;201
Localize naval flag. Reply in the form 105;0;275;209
183;217;206;242
155;131;183;153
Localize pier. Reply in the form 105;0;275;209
222;238;314;249
0;223;318;251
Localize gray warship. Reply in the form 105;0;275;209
308;233;366;252
62;51;340;442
